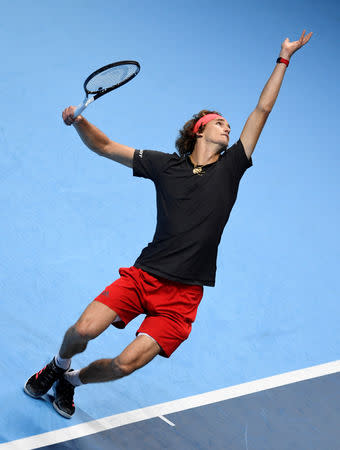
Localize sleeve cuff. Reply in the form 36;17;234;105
238;139;253;167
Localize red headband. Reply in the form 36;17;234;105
192;113;223;134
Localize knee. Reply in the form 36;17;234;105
73;320;96;341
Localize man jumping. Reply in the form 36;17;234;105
24;31;312;418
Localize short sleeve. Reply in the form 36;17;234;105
133;149;173;182
226;139;253;181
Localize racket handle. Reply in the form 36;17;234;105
73;97;94;119
73;103;87;119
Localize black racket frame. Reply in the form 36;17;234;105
84;60;140;98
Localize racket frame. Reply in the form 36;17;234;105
73;60;140;118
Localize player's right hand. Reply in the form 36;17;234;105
62;106;82;126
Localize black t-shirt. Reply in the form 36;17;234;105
133;140;252;286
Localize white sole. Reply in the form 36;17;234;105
52;400;73;419
23;383;43;399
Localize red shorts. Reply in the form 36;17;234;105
94;266;204;357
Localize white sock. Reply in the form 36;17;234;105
55;353;71;371
64;369;83;387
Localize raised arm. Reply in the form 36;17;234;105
62;106;135;168
240;30;313;159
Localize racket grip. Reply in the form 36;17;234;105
73;103;87;119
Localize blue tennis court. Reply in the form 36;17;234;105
2;362;340;448
1;1;339;449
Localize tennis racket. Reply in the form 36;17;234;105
73;60;140;119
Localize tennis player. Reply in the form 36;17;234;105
24;31;312;418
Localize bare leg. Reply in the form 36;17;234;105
79;334;161;384
59;301;118;359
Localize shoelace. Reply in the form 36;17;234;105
35;363;59;386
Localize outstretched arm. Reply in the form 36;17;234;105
240;30;313;159
62;106;135;168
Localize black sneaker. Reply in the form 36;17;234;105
24;358;66;398
53;370;75;419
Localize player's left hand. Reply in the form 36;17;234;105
280;30;313;60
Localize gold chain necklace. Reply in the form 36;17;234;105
192;166;204;175
190;155;205;176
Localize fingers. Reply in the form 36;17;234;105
299;29;313;45
62;106;80;126
300;30;306;41
304;31;313;44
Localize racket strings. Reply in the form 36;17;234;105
86;64;138;93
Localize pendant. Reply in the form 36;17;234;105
193;166;204;175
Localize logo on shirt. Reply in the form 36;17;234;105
139;150;144;158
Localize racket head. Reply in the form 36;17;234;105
83;60;140;99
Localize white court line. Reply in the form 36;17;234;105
159;415;176;427
1;360;339;449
